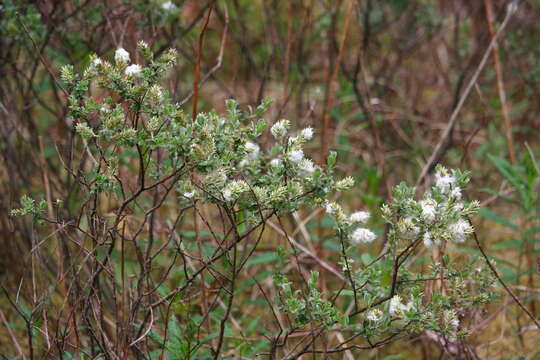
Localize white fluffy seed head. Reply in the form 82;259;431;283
162;1;177;11
366;309;383;322
115;47;130;63
125;64;142;77
350;211;370;224
244;141;260;160
223;189;233;202
351;228;376;244
324;201;336;215
91;57;102;67
301;127;314;140
270;119;290;139
270;158;282;168
298;159;316;175
423;232;434;248
287;149;304;164
448;218;473;243
435;168;456;194
420;199;437;222
183;191;195;199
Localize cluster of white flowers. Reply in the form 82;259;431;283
275;126;316;178
243;141;260;162
115;47;130;63
162;1;177;12
222;188;233;202
270;119;290;139
91;57;102;67
448;218;473;243
388;295;414;317
300;127;313;140
125;64;142;77
222;180;249;202
298;159;316;175
112;48;144;77
423;232;439;248
324;201;337;215
420;199;437;222
434;168;456;194
287;149;304;164
238;141;260;167
351;227;376;244
350;211;370;223
443;309;460;332
324;201;376;245
450;187;462;200
366;309;383;322
410;166;478;250
270;158;282;168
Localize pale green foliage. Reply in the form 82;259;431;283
10;195;47;224
276;165;496;339
11;40;498;356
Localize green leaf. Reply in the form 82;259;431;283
383;355;405;360
479;207;518;231
244;252;278;267
478;188;518;204
488;155;527;203
380;269;392;287
323;239;341;252
361;253;374;266
525;226;540;236
327;151;337;169
491;238;522;250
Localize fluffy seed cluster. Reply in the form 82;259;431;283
351;228;376;244
366;309;383;322
435;168;456;194
270;158;282;168
422;232;440;248
420;199;437;222
115;48;130;63
396;166;479;250
448;218;473;243
300;127;313;140
162;1;177;11
298;159;316;175
270;119;290;139
287;149;304;164
183;190;195;199
389;295;414;316
223;180;249;202
125;64;142;77
350;211;370;223
443;309;460;332
244;141;260;160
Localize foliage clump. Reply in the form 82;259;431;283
9;42;498;358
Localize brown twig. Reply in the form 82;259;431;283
415;4;515;187
192;1;215;121
468;217;540;330
484;0;516;165
319;0;354;165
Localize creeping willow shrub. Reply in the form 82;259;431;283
11;41;497;358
